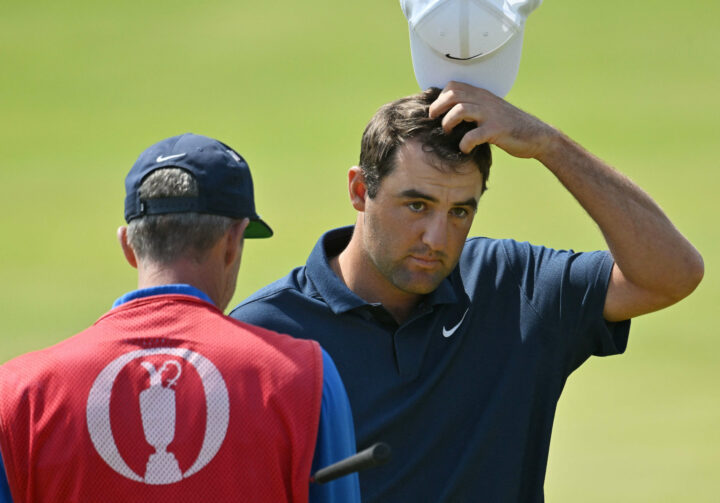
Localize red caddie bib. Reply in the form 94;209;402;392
0;295;323;502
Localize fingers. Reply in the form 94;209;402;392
458;126;492;154
427;81;551;158
428;81;497;121
439;101;496;154
428;87;461;119
428;82;497;153
440;102;484;135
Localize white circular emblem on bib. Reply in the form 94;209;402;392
86;348;229;484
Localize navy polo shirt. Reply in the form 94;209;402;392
230;226;630;502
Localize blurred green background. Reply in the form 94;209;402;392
1;0;718;500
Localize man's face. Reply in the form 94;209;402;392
360;140;484;296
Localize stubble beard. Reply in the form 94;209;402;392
388;262;448;295
361;209;457;297
364;233;451;296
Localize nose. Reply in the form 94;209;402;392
421;213;449;253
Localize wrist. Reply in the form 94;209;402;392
534;129;574;168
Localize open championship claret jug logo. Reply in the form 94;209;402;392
86;348;230;485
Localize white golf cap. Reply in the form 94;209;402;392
400;0;541;96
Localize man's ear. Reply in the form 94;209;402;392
348;166;368;212
224;218;250;266
117;226;138;269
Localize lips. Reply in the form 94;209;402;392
409;256;442;268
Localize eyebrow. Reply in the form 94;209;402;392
398;189;478;210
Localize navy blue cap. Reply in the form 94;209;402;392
124;133;272;238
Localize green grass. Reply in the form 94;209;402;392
2;0;719;500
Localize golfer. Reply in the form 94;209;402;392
0;133;361;503
230;83;703;502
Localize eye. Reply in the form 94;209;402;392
408;201;425;212
450;207;470;218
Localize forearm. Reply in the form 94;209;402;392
430;82;703;319
537;132;704;309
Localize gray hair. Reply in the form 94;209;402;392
127;168;235;263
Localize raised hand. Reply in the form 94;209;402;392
428;81;557;160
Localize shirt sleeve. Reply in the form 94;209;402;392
0;450;12;503
552;249;631;374
500;241;630;375
309;349;361;503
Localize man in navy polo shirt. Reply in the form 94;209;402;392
230;84;704;502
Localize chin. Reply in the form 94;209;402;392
395;274;445;295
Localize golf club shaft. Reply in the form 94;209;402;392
310;442;391;484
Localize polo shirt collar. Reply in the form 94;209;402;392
112;284;214;308
306;226;459;315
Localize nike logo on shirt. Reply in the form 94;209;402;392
156;153;186;163
442;308;469;338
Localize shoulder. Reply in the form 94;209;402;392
460;236;537;266
0;332;91;415
230;267;328;330
237;264;320;307
0;325;96;382
0;352;40;396
200;304;320;365
458;236;543;280
461;236;610;272
462;236;550;261
458;237;613;302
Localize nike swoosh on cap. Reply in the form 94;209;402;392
156;153;186;163
442;308;469;338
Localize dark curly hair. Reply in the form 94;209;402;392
359;87;491;198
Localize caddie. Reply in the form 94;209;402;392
228;1;705;501
0;133;361;503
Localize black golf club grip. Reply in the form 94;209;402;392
311;442;392;484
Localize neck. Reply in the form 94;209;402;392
332;229;422;325
136;258;227;310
